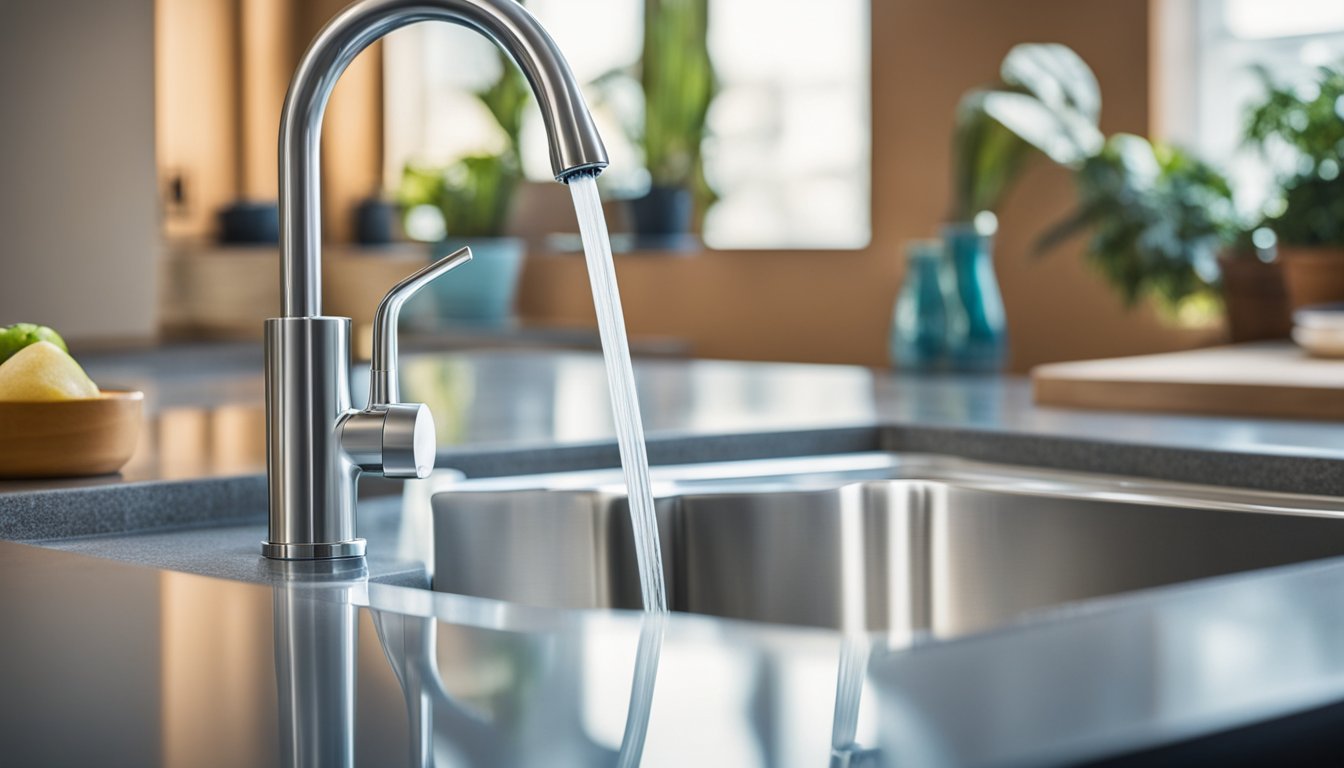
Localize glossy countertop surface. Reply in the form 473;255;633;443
0;537;856;767
7;344;1344;765
5;341;1344;495
9;520;1344;767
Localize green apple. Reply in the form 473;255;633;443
0;323;68;366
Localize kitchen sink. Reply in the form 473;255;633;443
431;453;1344;636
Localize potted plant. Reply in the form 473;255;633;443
1245;63;1344;310
959;45;1238;327
397;50;530;326
627;0;715;240
943;43;1103;371
1034;135;1238;321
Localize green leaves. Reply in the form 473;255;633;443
396;46;532;239
641;0;715;188
1245;62;1344;247
1265;174;1344;247
1000;43;1101;125
950;43;1102;221
1245;63;1344;172
977;90;1103;167
952;91;1035;221
398;154;520;239
953;43;1235;312
1037;135;1236;309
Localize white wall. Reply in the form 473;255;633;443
0;0;159;343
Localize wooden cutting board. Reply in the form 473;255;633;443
1032;343;1344;420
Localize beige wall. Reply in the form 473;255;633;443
515;0;1216;370
0;0;160;342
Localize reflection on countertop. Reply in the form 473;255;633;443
6;341;1344;500
0;538;855;768
10;518;1344;766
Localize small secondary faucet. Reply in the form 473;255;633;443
264;0;607;560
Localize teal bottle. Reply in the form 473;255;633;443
891;240;965;371
942;221;1007;373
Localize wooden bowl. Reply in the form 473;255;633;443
0;390;144;479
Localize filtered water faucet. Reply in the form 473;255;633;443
264;0;607;559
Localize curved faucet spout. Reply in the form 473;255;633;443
265;0;605;561
279;0;608;317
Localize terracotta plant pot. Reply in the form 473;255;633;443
1279;246;1344;311
1218;255;1292;342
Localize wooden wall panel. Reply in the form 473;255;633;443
156;0;239;239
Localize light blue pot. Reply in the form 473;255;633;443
428;237;525;327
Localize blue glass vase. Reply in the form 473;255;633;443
942;222;1007;373
891;240;964;371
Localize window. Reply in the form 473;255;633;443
1163;0;1344;216
382;1;870;250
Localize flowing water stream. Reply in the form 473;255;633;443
567;171;668;614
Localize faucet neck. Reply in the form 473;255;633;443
278;0;608;318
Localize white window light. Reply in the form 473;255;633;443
1223;0;1344;40
382;1;871;250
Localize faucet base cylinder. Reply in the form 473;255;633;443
264;316;363;560
262;540;367;560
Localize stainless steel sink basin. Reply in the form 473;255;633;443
431;453;1344;636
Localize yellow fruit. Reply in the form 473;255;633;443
0;341;100;401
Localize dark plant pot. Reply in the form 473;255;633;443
1280;246;1344;312
628;186;693;238
1219;255;1292;342
218;201;279;244
354;198;399;245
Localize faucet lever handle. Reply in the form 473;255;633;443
341;402;437;479
369;246;472;406
346;245;471;481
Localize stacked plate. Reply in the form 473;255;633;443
1293;304;1344;358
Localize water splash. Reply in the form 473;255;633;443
567;172;668;614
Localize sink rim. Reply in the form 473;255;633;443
430;450;1344;522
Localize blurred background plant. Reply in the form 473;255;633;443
953;43;1238;319
640;0;715;197
397;48;530;239
1245;62;1344;248
1243;61;1344;313
592;0;717;238
925;44;1107;374
395;49;533;326
950;44;1102;223
1035;135;1239;316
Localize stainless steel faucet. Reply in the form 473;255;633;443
264;0;608;560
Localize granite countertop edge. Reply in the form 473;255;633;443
6;418;1344;544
